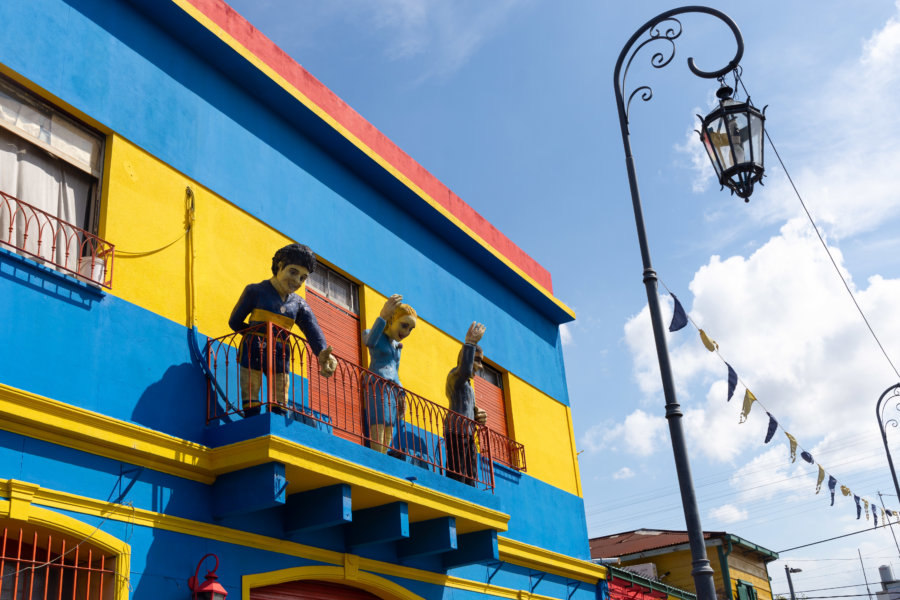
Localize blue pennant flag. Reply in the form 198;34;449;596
669;294;688;332
726;363;738;402
801;451;814;464
764;413;778;444
874;508;879;527
828;476;837;506
855;495;862;519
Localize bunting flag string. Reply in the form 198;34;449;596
658;279;900;526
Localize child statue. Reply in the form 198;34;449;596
445;322;487;485
229;243;337;417
363;294;417;453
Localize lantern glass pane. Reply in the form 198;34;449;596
705;117;734;171
749;112;764;167
700;129;723;177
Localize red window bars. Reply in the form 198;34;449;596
0;522;117;600
0;190;114;288
206;324;528;491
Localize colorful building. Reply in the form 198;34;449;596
0;0;603;599
591;530;779;600
605;565;696;600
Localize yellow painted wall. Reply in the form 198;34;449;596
101;134;582;497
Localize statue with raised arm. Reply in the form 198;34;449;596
444;322;487;486
363;294;417;453
229;243;337;417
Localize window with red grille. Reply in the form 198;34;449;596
0;520;117;600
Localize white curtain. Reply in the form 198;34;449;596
0;126;92;272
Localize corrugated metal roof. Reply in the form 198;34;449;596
590;529;723;557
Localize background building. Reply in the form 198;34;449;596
591;530;778;600
0;0;600;598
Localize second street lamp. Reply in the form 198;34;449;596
613;6;765;600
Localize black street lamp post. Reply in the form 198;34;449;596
613;7;765;600
876;383;900;501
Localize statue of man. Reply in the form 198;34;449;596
229;243;337;417
444;322;487;486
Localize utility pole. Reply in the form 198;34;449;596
860;549;874;600
785;565;801;600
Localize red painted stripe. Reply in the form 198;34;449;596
182;0;554;293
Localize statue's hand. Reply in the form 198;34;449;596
465;322;486;345
474;407;487;425
318;346;337;378
380;294;403;321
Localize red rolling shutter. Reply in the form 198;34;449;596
474;374;507;437
305;289;364;443
251;580;382;599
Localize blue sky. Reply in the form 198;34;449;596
227;0;900;595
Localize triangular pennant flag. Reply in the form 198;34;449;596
875;509;879;527
855;495;862;519
699;329;718;352
801;451;814;464
764;413;778;444
864;499;870;520
816;465;825;493
786;433;798;462
841;485;851;497
828;476;837;506
726;363;738;402
669;294;688;332
740;390;756;423
882;508;887;525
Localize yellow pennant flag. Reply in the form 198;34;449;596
841;485;851;496
785;433;798;462
864;499;870;520
699;329;718;352
816;465;825;493
740;390;757;423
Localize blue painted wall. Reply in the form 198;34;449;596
0;429;597;599
0;0;570;404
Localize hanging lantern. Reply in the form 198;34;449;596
188;554;228;600
698;84;766;201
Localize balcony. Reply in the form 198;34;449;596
0;190;114;288
204;323;526;492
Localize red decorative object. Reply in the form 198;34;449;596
0;190;114;288
188;553;227;600
205;323;528;491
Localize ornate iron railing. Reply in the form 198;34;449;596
206;323;527;490
0;190;114;288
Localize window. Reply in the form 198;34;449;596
736;580;758;600
475;364;507;436
305;262;363;442
0;74;111;287
307;264;358;314
0;520;117;600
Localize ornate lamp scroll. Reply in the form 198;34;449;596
876;383;900;502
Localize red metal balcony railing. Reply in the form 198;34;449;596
0;190;114;288
205;324;528;491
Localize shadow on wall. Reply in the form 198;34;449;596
0;249;103;310
131;362;208;442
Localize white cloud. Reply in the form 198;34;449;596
359;0;528;81
620;219;900;468
708;503;748;524
580;409;668;457
613;467;635;480
560;323;574;346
